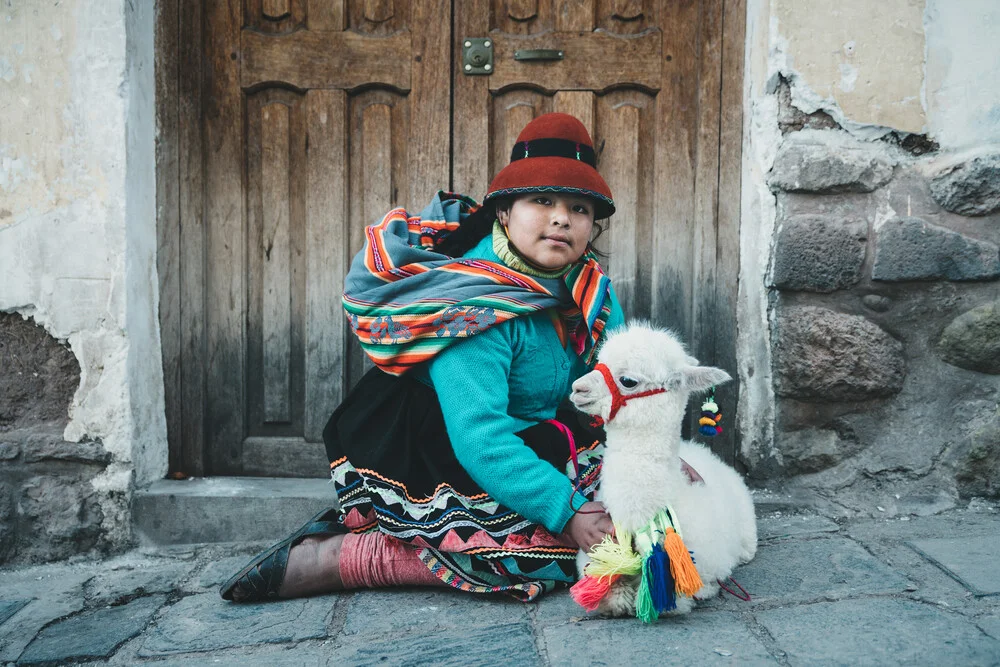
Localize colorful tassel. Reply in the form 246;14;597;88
570;574;619;612
645;543;677;614
586;534;643;578
699;390;722;437
635;567;657;623
663;527;703;597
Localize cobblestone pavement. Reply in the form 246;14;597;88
3;501;999;666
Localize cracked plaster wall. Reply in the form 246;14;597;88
0;0;165;554
740;0;1000;514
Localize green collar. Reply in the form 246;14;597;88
491;220;572;279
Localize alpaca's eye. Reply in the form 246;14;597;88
618;376;639;389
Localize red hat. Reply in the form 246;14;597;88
483;113;615;219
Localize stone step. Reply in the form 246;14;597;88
133;477;339;545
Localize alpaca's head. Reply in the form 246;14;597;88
570;322;732;431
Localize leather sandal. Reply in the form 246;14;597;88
219;508;344;602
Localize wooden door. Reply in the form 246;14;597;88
157;0;744;477
454;0;744;462
158;0;450;476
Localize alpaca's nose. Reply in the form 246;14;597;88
571;375;596;395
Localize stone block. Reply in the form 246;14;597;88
544;612;774;665
775;428;861;474
909;534;1000;596
938;301;1000;374
342;588;528;639
873;217;1000;281
0;600;28;630
84;560;197;604
929;152;1000;216
17;595;166;665
19;475;104;560
757;599;1000;664
329;622;540;666
734;536;909;604
0;441;18;460
769;130;895;193
21;433;111;465
948;419;1000;498
138;592;333;656
773;307;905;401
770;215;867;292
0;313;80;431
756;513;840;541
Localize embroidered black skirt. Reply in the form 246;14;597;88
323;367;604;600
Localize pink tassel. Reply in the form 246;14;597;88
570;574;620;612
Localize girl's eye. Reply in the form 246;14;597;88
533;197;551;206
619;376;639;389
573;205;591;215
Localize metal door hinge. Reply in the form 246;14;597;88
462;38;494;75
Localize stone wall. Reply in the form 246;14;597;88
0;313;114;563
0;1;164;564
757;121;999;515
739;0;1000;515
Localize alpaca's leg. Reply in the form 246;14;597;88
665;595;695;616
694;580;720;600
596;577;639;617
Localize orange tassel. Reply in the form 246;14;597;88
663;528;703;597
570;574;620;612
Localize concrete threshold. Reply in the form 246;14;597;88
133;477;339;546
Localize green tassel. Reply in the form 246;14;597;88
635;561;658;623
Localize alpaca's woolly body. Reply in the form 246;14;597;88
571;322;757;617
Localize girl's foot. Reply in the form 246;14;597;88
230;533;346;602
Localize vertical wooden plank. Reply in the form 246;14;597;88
346;101;393;386
408;0;451;206
601;102;640;315
304;89;348;441
690;0;725;457
555;0;594;31
155;0;182;472
453;0;490;197
307;0;345;30
652;0;699;345
179;0;206;476
715;0;746;464
261;104;292;423
364;0;394;22
553;91;594;139
499;102;536;180
263;0;290;18
204;0;245;474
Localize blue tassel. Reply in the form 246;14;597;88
699;425;717;437
645;543;676;613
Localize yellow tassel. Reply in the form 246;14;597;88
662;527;703;597
698;416;717;426
586;533;643;579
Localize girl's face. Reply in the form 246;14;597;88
497;193;596;270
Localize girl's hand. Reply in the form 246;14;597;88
563;502;614;551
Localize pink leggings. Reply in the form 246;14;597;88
339;531;447;589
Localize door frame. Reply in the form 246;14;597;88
155;0;748;473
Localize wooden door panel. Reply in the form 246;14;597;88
174;0;448;476
454;0;741;462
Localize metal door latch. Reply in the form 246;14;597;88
462;38;494;75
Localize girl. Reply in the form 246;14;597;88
222;113;624;602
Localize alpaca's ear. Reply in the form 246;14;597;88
681;366;732;392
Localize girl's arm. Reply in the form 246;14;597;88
427;321;586;534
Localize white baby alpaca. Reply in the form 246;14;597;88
570;323;757;617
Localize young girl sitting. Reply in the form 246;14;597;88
222;112;625;603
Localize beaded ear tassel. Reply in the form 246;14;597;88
698;388;722;437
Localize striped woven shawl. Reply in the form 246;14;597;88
343;191;612;375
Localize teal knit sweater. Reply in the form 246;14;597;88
415;232;625;534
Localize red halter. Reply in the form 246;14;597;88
591;363;667;424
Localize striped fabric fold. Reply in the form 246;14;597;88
342;191;612;375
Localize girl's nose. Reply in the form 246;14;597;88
551;202;571;226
